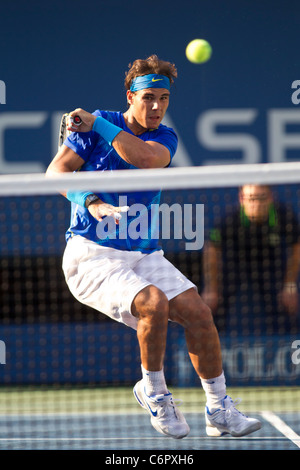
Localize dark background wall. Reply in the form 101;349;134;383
1;0;300;172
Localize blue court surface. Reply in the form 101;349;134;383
0;387;299;450
0;412;299;450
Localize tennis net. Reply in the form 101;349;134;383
0;163;300;451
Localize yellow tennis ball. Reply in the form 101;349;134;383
186;39;212;64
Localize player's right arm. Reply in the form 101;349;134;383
67;108;173;169
46;146;127;222
45;145;85;198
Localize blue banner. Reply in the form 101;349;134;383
1;321;299;386
175;333;300;387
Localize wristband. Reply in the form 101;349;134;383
66;190;94;208
92;116;122;145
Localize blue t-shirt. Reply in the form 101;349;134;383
64;110;178;253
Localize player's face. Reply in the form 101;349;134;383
126;88;170;134
239;185;273;222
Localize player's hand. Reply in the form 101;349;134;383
87;200;129;225
67;108;97;132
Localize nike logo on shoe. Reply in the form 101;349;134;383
133;380;190;439
146;401;157;417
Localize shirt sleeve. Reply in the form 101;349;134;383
209;227;222;243
147;125;178;163
64;131;99;162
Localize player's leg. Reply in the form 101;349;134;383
62;239;189;439
169;288;223;379
169;288;261;437
131;284;190;439
131;284;169;373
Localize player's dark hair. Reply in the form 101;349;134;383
124;55;177;90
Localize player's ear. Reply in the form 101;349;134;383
126;90;135;106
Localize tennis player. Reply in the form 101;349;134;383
46;55;261;439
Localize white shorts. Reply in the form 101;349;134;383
62;236;196;330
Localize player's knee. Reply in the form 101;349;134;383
186;301;213;330
132;285;169;322
171;290;214;330
198;302;215;329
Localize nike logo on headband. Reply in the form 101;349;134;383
130;74;170;91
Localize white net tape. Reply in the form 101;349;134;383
1;162;300;195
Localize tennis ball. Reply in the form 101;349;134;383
185;39;212;64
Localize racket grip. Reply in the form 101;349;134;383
73;116;82;125
72;116;82;127
70;115;82;127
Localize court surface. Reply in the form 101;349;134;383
0;387;299;450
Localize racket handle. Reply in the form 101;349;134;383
72;116;82;126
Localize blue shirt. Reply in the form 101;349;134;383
64;110;178;252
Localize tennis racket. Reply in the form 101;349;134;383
58;113;82;150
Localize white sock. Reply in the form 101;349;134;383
141;365;168;397
200;371;226;410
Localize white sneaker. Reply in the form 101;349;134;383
205;395;262;437
133;380;190;439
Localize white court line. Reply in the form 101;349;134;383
261;411;300;449
0;436;294;442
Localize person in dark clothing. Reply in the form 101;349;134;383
202;185;300;336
